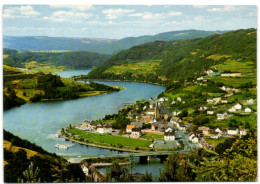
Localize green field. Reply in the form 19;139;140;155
67;128;152;149
141;132;164;140
104;60;161;75
204;137;229;147
208;59;256;87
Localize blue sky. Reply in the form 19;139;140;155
3;5;257;39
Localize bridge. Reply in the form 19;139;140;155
61;150;189;163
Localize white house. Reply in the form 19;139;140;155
173;110;182;116
213;97;222;104
247;99;254;104
147;108;155;115
229;103;242;112
221;86;226;91
96;124;113;134
217;111;228;120
164;132;175;141
126;125;135;133
158;97;165;102
245;107;252;113
207;109;214;115
192;137;199;143
165;127;173;133
239;129;248;136
234;103;242;110
215;128;223;134
188;133;195;141
221;97;228;104
199;106;208;111
206;69;214;75
227;128;239;135
171;100;176;104
131;128;142;138
207;98;214;103
197;77;204;81
177;97;182;102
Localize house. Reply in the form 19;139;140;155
213;97;222;104
179;121;188;132
143;106;147;110
229;103;242;112
164;132;175;141
188;133;195;141
96;124;113;134
130;121;143;128
210;130;219;139
165;127;173;133
173;110;182;116
131;128;142;138
247;99;254;104
234;103;242;110
217;111;228;120
197;77;204;81
215;128;223;134
151;124;156;131
126;125;135;133
170;117;182;124
245;107;252;113
221;97;228;104
199;106;208;111
198;126;210;136
221;73;241;77
239;129;248;136
158;97;165;102
227;128;239;135
221;86;226;91
207;108;214;115
177;97;182;102
206;69;214;75
207;98;214;103
147;108;156;115
192;136;199;143
171;100;176;104
149;104;154;109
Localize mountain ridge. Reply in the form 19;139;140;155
4;30;227;55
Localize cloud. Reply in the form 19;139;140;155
192;5;208;8
43;11;93;22
207;6;241;12
102;8;134;19
50;5;93;11
168;11;182;16
129;11;182;20
3;6;40;18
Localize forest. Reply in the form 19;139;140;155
3;48;111;68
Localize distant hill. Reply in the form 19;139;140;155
3;48;111;68
85;28;256;86
4;30;226;55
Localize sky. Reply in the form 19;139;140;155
2;5;257;39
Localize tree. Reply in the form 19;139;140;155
137;169;153;182
51;157;69;183
23;162;40;183
108;160;131;182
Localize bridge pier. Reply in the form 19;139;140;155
139;156;148;164
157;155;167;163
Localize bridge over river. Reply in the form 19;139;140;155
61;150;189;163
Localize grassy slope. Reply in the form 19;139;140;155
86;28;256;85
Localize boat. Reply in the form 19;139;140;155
55;144;68;149
55;134;61;138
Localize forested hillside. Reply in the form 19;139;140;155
4;30;225;55
85;28;256;86
4;130;85;182
3;49;111;69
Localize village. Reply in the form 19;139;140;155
61;68;255;152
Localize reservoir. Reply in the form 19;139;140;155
3;69;165;177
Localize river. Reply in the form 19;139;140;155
4;69;165;178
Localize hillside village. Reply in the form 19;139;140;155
64;68;256;151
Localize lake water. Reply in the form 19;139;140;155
4;70;165;177
56;68;92;78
